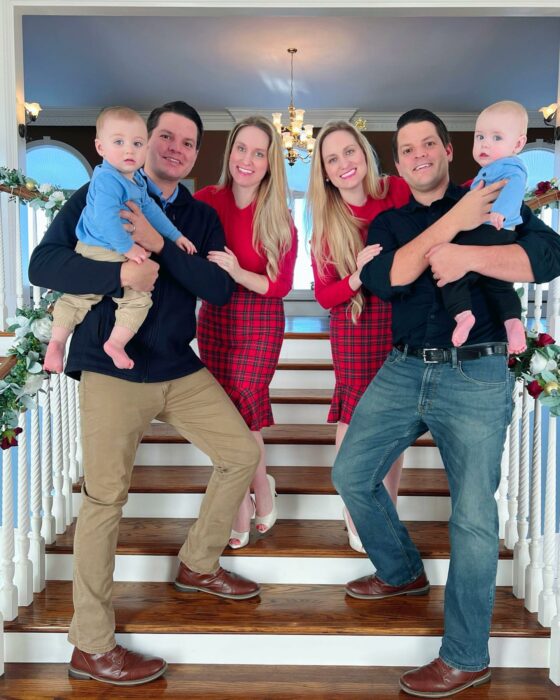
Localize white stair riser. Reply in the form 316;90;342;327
191;338;333;360
45;553;513;587
270;370;335;389
136;444;444;468
272;403;330;423
4;632;547;668
72;493;452;521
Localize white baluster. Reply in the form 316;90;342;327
547;277;560;340
525;399;543;612
60;373;73;527
513;386;530;598
67;376;78;484
0;611;3;677
0;448;18;620
550;552;560;685
51;374;66;534
533;283;544;333
505;380;521;549
0;198;6;328
40;378;55;545
14;412;33;606
538;412;557;626
74;380;83;478
30;208;41;309
14;203;24;309
520;282;529;324
497;426;510;540
29;397;45;593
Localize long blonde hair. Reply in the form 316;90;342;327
219;116;292;280
308;121;387;322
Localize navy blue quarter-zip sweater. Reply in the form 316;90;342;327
28;181;235;382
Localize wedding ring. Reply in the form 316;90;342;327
131;224;136;233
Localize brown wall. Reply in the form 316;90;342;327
27;124;553;191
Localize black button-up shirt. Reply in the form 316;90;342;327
360;182;560;348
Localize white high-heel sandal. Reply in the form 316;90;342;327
255;474;278;534
342;507;366;554
228;498;255;550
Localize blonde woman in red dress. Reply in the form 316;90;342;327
308;121;410;552
195;116;297;549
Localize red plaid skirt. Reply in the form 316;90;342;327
328;293;392;424
197;286;285;431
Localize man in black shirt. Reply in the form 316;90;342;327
29;102;261;686
332;109;560;698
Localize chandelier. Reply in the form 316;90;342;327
272;48;315;167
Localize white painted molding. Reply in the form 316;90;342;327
34;107;549;131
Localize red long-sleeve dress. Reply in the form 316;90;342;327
194;185;298;430
311;176;411;424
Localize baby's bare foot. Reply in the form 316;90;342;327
43;340;65;373
103;340;134;369
452;310;476;347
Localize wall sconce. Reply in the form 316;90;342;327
539;102;560;141
18;102;42;139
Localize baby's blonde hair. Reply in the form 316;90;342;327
478;100;528;135
96;106;146;138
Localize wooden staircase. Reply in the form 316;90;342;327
2;318;557;698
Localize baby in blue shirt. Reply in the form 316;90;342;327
443;100;528;353
44;106;195;372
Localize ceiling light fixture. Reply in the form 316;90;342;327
272;49;315;167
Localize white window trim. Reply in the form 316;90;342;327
26;136;93;178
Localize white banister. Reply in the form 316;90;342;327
14;412;33;606
533;284;544;333
497;426;510;540
525;399;543;612
0;198;5;328
29;396;45;593
14;203;24;309
40;377;55;545
60;373;73;527
30;208;41;309
67;375;78;484
538;412;557;627
50;373;66;535
0;447;18;621
513;386;530;597
75;380;83;478
505;381;521;549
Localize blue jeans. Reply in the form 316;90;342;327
332;347;514;671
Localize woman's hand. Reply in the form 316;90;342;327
207;246;242;282
349;244;382;290
120;201;164;253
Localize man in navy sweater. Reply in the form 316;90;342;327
29;102;261;687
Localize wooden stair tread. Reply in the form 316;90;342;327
278;358;333;370
5;581;545;637
0;665;555;699
47;518;510;559
73;466;449;496
270;388;332;403
143;423;437;447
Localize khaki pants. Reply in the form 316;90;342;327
52;242;152;333
68;369;260;653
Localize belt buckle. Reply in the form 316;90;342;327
422;348;439;363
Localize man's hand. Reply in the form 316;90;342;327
121;201;164;253
120;258;159;292
447;179;507;232
426;243;469;287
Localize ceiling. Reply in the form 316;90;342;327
22;13;560;128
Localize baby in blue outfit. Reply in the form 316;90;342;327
44;106;195;372
443;101;528;353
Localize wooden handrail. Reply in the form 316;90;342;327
525;189;560;211
0;355;17;380
0;183;47;203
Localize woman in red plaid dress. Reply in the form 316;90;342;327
308;121;410;552
195;116;297;549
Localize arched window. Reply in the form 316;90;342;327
519;139;557;230
286;157;313;291
22;138;92;285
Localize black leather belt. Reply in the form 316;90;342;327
394;342;507;364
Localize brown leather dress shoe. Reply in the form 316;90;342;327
399;657;491;697
174;561;261;599
345;571;429;599
68;644;167;686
